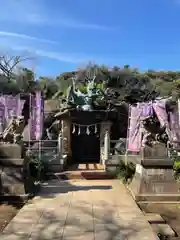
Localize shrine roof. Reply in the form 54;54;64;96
55;108;117;124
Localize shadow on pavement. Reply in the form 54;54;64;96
37;181;113;197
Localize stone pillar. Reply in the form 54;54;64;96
61;119;71;157
58;135;63;158
100;121;111;166
104;130;110;161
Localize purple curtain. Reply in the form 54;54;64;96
35;91;44;140
128;99;178;152
0;95;25;126
0;102;5;123
152;99;171;140
128;104;142;152
141;102;153;118
169;111;180;143
128;102;153;152
30;92;44;141
0;93;44;140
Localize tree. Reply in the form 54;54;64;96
15;68;37;93
38;77;59;99
0;54;31;81
0;57;178;103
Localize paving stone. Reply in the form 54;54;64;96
66;210;93;220
69;201;93;209
64;219;94;234
42;207;69;220
1;234;29;240
63;232;94;240
94;225;127;240
29;222;64;239
2;222;34;236
94;223;123;232
93;207;120;224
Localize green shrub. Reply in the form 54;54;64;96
115;160;135;184
170;150;180;181
28;154;44;182
174;161;180;181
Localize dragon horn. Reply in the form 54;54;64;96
92;75;96;84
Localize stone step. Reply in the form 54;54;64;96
134;194;180;202
151;223;176;237
143;213;165;224
47;170;115;180
66;171;114;180
67;164;105;171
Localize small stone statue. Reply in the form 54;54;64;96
3;116;17;143
142;116;169;147
46;120;59;140
13;116;25;144
2;115;25;144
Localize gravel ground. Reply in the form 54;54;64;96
0;202;23;232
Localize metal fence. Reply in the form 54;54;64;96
110;138;127;155
26;139;59;163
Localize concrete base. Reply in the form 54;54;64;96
0;143;23;159
128;159;180;202
106;154;141;169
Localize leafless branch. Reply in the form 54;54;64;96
0;54;34;80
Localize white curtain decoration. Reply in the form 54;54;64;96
72;124;76;133
86;126;90;135
78;125;81;135
72;123;98;135
95;124;97;134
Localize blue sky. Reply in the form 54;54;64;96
0;0;180;77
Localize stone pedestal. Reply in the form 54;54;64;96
0;144;35;198
128;143;180;201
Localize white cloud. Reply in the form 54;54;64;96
10;45;89;64
55;18;110;30
0;0;110;30
36;49;87;63
0;40;111;65
0;31;58;44
0;30;87;64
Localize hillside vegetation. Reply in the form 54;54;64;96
0;61;179;103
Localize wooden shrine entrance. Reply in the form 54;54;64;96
58;109;116;166
71;124;100;163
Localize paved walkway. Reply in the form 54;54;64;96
0;180;158;240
